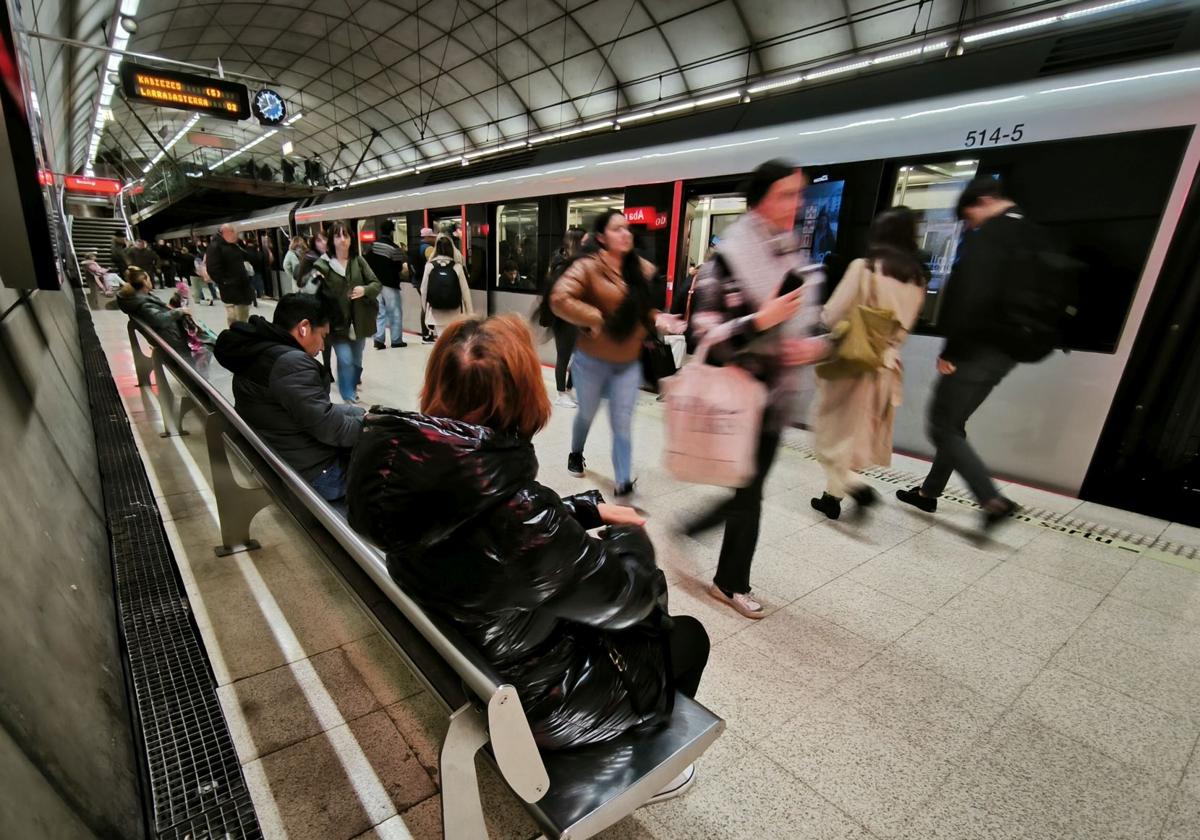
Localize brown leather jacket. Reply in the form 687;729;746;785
549;253;657;363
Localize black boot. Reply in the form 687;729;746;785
810;492;842;520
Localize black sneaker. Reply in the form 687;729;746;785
567;452;585;477
848;485;879;509
422;334;436;344
392;340;407;348
810;492;841;520
373;340;386;350
896;486;937;513
982;497;1019;531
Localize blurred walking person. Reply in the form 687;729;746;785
810;207;928;520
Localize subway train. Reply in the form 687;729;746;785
159;49;1200;524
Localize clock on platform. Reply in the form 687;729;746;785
252;89;286;125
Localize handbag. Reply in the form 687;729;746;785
640;335;677;388
816;266;901;381
662;335;769;487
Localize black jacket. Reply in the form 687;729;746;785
214;316;364;480
206;238;253;304
127;245;158;273
116;288;189;356
347;409;669;749
939;208;1036;364
364;238;408;289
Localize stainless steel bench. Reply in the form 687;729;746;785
125;317;725;839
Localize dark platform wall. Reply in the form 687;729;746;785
0;285;144;839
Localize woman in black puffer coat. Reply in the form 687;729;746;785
346;314;710;751
116;267;191;357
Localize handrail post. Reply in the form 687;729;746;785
152;352;189;438
127;321;154;387
202;409;271;557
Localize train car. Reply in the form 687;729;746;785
159;49;1200;522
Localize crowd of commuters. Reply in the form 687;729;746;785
115;158;1056;784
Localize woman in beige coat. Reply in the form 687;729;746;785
811;207;929;520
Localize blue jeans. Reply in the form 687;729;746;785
374;286;404;344
331;338;364;402
310;458;347;502
571;349;641;486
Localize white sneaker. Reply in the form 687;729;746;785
554;393;577;408
706;582;764;619
647;764;696;805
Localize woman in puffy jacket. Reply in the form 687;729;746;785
116;266;191;357
346;314;710;771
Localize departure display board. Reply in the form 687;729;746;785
119;61;250;120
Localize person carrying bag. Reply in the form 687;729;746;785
816;267;902;381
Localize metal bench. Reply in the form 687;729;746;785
125;317;725;839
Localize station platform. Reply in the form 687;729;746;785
95;298;1200;840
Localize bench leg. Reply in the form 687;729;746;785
153;353;190;438
441;704;490;840
203;411;271;557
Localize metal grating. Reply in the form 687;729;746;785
74;286;262;839
1038;10;1189;76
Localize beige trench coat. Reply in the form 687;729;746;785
813;258;927;474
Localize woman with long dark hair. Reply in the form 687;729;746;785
550;210;676;499
312;221;381;404
810;206;929;519
538;227;586;407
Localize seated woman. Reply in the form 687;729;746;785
116;266;191;357
346;315;709;781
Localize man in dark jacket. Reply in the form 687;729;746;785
214;293;364;502
206;224;254;326
897;177;1022;529
366;219;409;349
127;239;160;286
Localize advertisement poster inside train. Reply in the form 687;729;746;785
799;179;844;264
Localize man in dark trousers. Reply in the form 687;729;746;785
206;224;254;326
365;220;409;349
897;177;1023;530
214;294;364;503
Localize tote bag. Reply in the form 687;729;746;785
662;338;769;488
816;267;901;381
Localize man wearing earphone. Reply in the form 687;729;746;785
215;293;366;504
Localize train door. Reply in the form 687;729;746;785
1082;164;1200;526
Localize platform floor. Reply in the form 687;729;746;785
96;298;1200;840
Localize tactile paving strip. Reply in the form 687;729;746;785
75;289;262;838
779;434;1200;564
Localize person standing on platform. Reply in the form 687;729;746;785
206;224;254;326
420;235;472;341
127;239;159;287
538;227;586;408
366;220;409;349
897;177;1024;529
684;160;829;619
283;235;306;292
810;208;928;520
413;227;437;342
312;221;381;406
111;235;131;277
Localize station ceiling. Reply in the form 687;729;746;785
25;0;1092;181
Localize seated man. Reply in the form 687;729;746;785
214;293;364;503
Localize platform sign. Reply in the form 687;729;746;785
63;175;123;194
119;61;250;121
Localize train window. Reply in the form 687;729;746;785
567;194;624;231
686;195;745;268
495;202;539;291
890;158;979;326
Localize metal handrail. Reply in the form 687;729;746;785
126;316;550;803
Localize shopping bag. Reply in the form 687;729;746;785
662;338;768;488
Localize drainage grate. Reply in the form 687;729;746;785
75;288;262;839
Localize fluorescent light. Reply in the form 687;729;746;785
806;60;873;80
693;91;742;107
872;41;949;64
414;157;461;172
615;111;656;125
283;111;304;126
143;114;200;172
956;160;977;166
747;75;804;95
1063;0;1149;20
463;139;529;160
963;15;1060;43
208;129;279;171
529;120;613;144
281;140;294;155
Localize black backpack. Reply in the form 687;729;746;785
998;214;1081;363
426;260;462;310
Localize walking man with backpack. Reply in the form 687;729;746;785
897;177;1073;531
419;234;473;339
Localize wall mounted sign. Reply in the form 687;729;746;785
119;61;250;120
252;89;286;126
63;175;123;194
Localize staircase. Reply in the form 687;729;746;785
69;216;128;269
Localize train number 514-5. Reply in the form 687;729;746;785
964;124;1025;147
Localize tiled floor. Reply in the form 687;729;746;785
96;299;1200;840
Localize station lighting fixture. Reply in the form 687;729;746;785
282;111;304;126
119;15;138;33
143;113;199;172
86;0;140;175
281;140;294;155
963;0;1150;43
463;139;531;160
529;120;614;144
208;129;278;171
